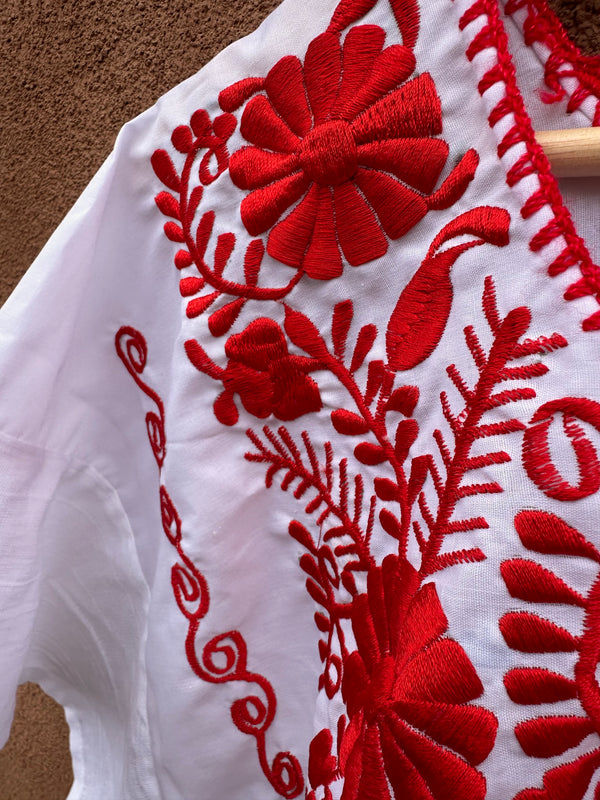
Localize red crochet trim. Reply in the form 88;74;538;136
458;0;600;331
500;509;600;800
115;327;304;799
505;0;600;125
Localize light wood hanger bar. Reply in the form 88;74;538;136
535;128;600;178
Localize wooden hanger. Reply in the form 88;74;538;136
535;128;600;178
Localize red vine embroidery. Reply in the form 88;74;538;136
500;509;600;800
505;0;600;125
220;24;478;278
115;326;304;798
458;0;600;330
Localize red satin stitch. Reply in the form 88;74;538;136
500;509;600;800
223;24;478;278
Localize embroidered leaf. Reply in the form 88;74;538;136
284;306;330;359
289;520;316;554
394;418;418;462
386;385;419;416
504;667;577;705
514;510;600;562
172;125;194;153
155;191;181;220
208;298;246;337
408;454;429;504
374;478;399;501
186;291;220;319
332;300;354;361
364;360;385;406
354;442;386;465
515;715;594;758
190;108;212;138
499;612;580;653
175;249;193;270
331;409;370;436
213;112;237;141
244;239;265;286
314;613;330;634
350;325;378;373
214;233;236;277
501;559;586;606
379;508;402;539
164;221;185;242
151;148;181;192
179;277;203;297
300;553;321;583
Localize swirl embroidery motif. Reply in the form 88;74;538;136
121;0;600;797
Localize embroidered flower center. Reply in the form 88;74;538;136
299;120;358;186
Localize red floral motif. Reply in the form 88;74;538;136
500;510;600;800
222;25;479;279
197;318;322;426
338;554;497;800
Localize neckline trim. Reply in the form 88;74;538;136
457;0;600;331
505;0;600;125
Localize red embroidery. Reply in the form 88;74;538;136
505;0;600;124
221;25;479;278
522;397;600;501
187;318;323;426
338;554;497;800
148;2;579;795
458;0;600;330
115;327;304;798
500;509;600;800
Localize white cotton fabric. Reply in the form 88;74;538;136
0;0;599;798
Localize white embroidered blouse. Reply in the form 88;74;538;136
1;1;599;798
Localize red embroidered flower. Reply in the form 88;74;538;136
214;318;322;425
339;554;497;800
225;25;478;280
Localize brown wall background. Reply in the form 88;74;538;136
0;1;598;797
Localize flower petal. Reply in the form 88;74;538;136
354;168;428;239
357;724;392;800
357;138;449;194
241;94;301;153
241;172;310;236
273;367;322;421
379;721;433;800
397;638;483;705
267;183;320;267
385;716;488;800
396;700;498;765
352;73;442;144
225;318;288;369
395;582;447;666
351;592;381;672
230;146;300;190
265;55;313;137
304;32;341;125
332;25;386;119
333;182;387;266
342;44;416;121
516;715;595;758
304;188;343;280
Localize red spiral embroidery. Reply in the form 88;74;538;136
116;328;304;798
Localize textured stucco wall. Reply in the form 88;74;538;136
0;1;598;797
